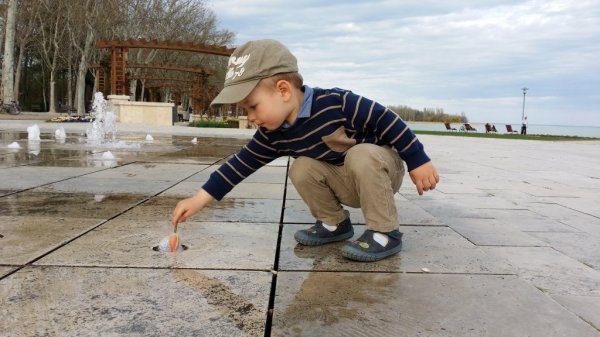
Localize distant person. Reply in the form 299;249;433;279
521;116;528;135
177;102;184;122
171;39;439;262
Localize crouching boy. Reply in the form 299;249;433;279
172;39;439;261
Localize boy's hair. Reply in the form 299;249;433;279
260;72;304;90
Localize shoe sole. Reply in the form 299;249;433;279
294;229;354;246
341;243;402;262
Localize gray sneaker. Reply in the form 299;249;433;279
294;211;354;246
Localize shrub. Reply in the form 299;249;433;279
225;118;239;128
188;120;228;128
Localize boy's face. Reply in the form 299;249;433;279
239;81;292;131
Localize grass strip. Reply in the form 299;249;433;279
413;130;599;141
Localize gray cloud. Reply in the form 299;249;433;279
209;0;600;125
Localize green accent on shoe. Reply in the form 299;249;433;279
341;229;403;262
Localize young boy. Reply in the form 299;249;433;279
171;39;439;262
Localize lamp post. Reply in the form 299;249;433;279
521;87;528;123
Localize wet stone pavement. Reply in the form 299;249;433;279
1;122;600;336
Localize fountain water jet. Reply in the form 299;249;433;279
86;92;117;145
55;127;66;141
27;124;41;141
85;92;139;149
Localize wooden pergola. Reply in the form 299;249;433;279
95;39;233;113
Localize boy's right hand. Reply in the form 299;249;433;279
171;189;214;228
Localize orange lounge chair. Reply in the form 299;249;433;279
485;123;497;133
505;124;518;133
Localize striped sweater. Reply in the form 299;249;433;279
202;87;430;200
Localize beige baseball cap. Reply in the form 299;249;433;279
210;39;298;106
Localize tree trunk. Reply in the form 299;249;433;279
14;42;25;102
49;69;57;112
75;29;94;115
67;52;73;108
2;0;17;103
140;80;146;102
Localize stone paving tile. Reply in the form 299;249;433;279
532;170;600;189
0;191;148;219
480;208;581;232
442;217;548;246
551;294;600;331
526;231;600;269
35;219;278;270
0;189;19;197
434;181;490;195
0;216;104;265
283;199;442;225
162;181;286;199
271;272;599;337
119;195;283;223
526;202;600;237
545;196;600;218
81;163;207;181
36;177;178;195
0;166;101;189
1;266;271;337
278;224;512;274
189;165;289;183
482;246;600;296
411;196;518;219
0;266;17;278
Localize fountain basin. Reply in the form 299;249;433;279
108;95;175;126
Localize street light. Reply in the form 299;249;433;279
521;87;528;123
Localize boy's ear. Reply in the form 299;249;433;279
276;80;292;101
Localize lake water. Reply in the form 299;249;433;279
408;122;600;138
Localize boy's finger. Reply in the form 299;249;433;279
416;181;424;195
429;176;438;189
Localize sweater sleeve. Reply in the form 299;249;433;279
340;90;430;171
201;129;280;200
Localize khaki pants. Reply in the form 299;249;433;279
289;144;405;232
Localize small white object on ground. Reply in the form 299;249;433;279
7;142;21;149
421;267;431;273
145;134;154;142
191;137;198;144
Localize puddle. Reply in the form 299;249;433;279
0;191;147;218
159;137;247;159
1;130;249;166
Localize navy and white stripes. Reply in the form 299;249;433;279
202;87;430;200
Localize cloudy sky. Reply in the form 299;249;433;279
208;0;600;126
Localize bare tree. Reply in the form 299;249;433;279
34;0;67;112
111;0;234;102
66;0;113;114
14;0;38;102
1;0;17;103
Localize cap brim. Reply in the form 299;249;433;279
210;79;260;107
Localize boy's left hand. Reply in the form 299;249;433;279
409;161;439;195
